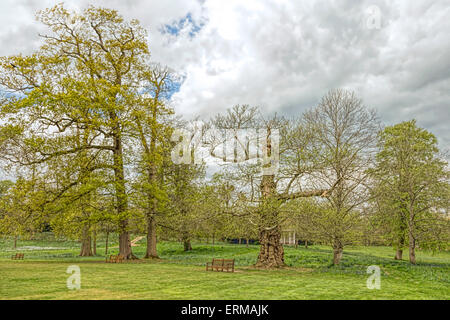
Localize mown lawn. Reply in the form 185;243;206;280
0;237;449;300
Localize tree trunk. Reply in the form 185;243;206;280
145;215;159;258
305;240;308;249
212;234;215;245
332;240;343;265
394;215;407;260
238;238;242;245
80;226;93;257
105;231;109;255
255;170;286;268
409;233;416;264
183;238;192;251
111;111;135;260
246;238;249;248
255;227;285;268
14;236;17;250
394;231;406;260
118;220;135;259
92;229;97;256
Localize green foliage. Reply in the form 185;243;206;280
370;120;450;254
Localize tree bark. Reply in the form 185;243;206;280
145;215;158;258
183;238;192;251
105;230;109;255
80;226;93;257
305;240;308;249
246;238;249;248
92;229;97;256
118;220;135;259
394;227;406;260
409;232;416;264
255;227;285;268
332;240;343;265
255;171;286;268
112;123;135;260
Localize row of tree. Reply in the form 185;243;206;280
0;5;448;267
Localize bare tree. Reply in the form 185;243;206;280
302;89;380;264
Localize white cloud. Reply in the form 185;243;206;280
0;0;449;150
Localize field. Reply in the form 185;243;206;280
0;235;449;300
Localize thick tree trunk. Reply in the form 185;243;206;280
332;240;343;265
256;170;286;268
409;233;416;264
80;226;93;257
255;227;285;268
145;215;158;258
118;220;135;259
238;238;242;245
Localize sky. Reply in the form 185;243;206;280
0;0;449;152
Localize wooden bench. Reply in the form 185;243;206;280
206;258;235;272
11;253;24;260
106;254;125;263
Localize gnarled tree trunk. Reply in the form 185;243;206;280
256;226;285;268
255;170;286;268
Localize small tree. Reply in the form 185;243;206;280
0;177;46;248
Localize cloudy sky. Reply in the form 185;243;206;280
0;0;449;150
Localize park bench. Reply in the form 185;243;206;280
106;254;125;263
206;258;235;273
11;253;24;260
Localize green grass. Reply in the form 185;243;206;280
0;236;449;300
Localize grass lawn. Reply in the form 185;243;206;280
0;236;449;300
